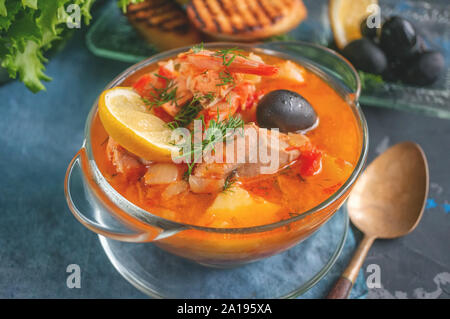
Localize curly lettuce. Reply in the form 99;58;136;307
0;0;144;93
117;0;145;13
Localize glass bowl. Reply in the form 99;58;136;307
64;41;369;268
99;204;351;298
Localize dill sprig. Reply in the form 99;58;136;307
167;98;202;129
177;115;244;178
215;116;244;131
142;74;179;109
167;92;216;129
213;47;246;67
217;70;235;87
222;173;238;193
201;91;216;102
191;42;204;53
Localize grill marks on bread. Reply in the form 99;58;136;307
186;0;307;39
125;0;202;50
127;0;191;33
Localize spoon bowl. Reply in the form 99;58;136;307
327;142;429;298
347;142;429;239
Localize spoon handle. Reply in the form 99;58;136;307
326;235;375;299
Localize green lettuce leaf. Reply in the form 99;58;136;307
0;0;7;17
117;0;145;13
2;39;50;92
0;0;143;93
0;0;20;30
22;0;38;10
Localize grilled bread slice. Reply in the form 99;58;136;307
126;0;202;51
186;0;307;41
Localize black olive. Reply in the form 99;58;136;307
360;16;379;41
381;35;430;82
342;39;387;75
256;90;317;133
401;51;445;86
382;59;405;82
380;16;420;59
415;35;428;52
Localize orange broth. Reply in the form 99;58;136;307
90;52;362;228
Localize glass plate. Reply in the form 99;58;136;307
86;0;450;119
98;206;349;299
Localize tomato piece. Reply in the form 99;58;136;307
298;148;322;177
133;66;175;98
132;74;155;98
244;90;258;109
158;66;176;80
285;146;299;152
240;90;262;123
152;106;174;123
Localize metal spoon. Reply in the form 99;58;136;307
327;142;429;299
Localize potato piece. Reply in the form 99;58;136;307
199;187;281;228
321;154;354;182
277;60;306;83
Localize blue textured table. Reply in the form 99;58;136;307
0;13;449;299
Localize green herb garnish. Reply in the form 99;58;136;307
217;70;235;87
213;47;246;67
222;173;238;193
208;115;245;138
358;71;384;90
191;42;204;53
143;74;179;109
202;91;216;102
167;92;216;129
167;97;202;129
178;114;244;178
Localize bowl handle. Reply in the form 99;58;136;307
64;148;182;242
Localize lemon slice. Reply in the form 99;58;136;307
329;0;379;50
98;87;179;162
